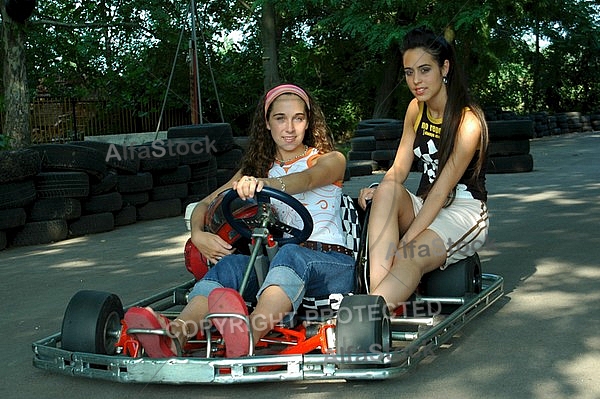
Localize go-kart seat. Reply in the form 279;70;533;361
297;194;362;321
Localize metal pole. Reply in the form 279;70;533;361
190;0;203;124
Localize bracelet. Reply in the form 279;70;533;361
275;176;286;192
173;318;189;337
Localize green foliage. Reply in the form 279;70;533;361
0;134;13;150
3;0;600;144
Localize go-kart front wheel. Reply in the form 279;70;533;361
61;290;124;354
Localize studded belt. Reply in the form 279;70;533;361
301;240;354;257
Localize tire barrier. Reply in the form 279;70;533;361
0;123;244;250
486;119;534;174
347;119;403;178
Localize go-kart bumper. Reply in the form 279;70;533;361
32;273;503;384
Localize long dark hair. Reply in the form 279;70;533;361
402;26;488;193
240;84;335;177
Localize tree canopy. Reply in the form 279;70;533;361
1;0;599;147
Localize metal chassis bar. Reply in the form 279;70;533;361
32;274;503;384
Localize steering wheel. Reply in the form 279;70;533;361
221;186;313;246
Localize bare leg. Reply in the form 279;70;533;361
370;229;446;310
368;181;415;288
249;285;292;344
171;295;209;346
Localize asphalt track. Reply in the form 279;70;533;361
1;132;599;399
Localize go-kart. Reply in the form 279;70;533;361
32;187;503;384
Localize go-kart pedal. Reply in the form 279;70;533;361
206;287;253;358
124;307;181;358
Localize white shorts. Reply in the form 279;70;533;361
406;189;489;268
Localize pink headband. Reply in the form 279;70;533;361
264;84;310;118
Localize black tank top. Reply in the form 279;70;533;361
412;102;487;201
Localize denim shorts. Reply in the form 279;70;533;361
188;243;355;314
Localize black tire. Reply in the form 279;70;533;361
347;160;377;177
371;149;396;161
90;170;119;195
357;119;402;130
0;231;6;251
487;154;533;174
70;141;140;174
343;166;351;182
0;149;42;183
121;191;150;206
487;120;534;140
135;144;180;172
190;157;217;180
167;123;234;153
35;171;90;198
61;290;124;355
150;183;188;201
163;138;213;166
137;199;182;220
83;192;123;214
10;219;69;246
0;208;27;230
113;205;137;226
372;126;402;141
0;180;37;210
421;253;482;298
350;137;376;152
488;139;530;156
117;172;153;193
352;128;375;138
153;165;191;186
189;176;218;196
216;168;236;186
29;198;82;221
336;295;391;366
375;139;399;151
31;143;107;181
216;148;243;169
233;136;250;152
68;212;115;237
347;150;372;161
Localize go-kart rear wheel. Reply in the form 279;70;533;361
421;253;482;297
336;295;390;366
61;290;124;355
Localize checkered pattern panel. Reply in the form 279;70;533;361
298;195;361;314
302;293;349;312
340;194;361;260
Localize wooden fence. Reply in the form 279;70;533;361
3;98;191;143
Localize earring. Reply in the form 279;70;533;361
442;76;448;85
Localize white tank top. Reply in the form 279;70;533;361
268;147;347;247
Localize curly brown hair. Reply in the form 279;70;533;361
240;84;336;177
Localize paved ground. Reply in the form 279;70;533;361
1;132;599;398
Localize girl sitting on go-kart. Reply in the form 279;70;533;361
125;84;355;358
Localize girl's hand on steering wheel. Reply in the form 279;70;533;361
232;175;265;201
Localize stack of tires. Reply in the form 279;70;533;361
347;119;403;177
167;123;237;190
531;112;560;137
0;149;42;250
487;119;534;173
0;123;242;250
592;114;600;131
527;111;599;137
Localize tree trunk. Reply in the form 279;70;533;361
260;0;280;91
372;44;402;119
1;5;30;149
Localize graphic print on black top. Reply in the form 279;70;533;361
413;104;442;195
